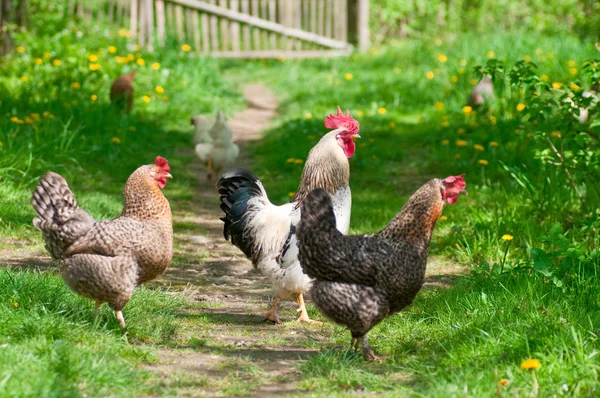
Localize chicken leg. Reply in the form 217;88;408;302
115;310;127;329
358;335;380;362
264;296;281;324
295;293;321;324
206;158;213;180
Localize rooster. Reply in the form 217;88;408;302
297;175;467;360
31;156;173;328
110;69;137;113
217;107;360;323
194;110;239;180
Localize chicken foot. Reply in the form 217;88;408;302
115;310;127;329
264;296;282;324
358;335;380;362
295;293;322;324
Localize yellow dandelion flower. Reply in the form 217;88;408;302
136;58;145;66
304;112;312;119
460;59;467;67
288;192;296;197
378;107;387;114
441;121;450;127
286;158;295;164
473;144;485;151
357;110;364;117
20;76;28;82
434;102;444;111
30;113;40;120
571;83;580;91
0;141;3;147
91;94;98;101
426;71;434;80
143;95;151;103
16;45;25;53
458;67;465;74
520;359;540;370
440;215;448;221
12;301;19;308
456;139;468;147
499;379;510;386
152;62;160;70
487;50;496;58
35;58;43;65
294;159;303;165
52;59;61;66
108;45;117;54
489;141;499;147
43;51;51;58
441;139;449;145
502;234;514;241
463;105;473;114
279;57;286;63
10;116;20;123
88;54;98;62
111;137;121;144
451;75;458;83
524;55;531;62
89;63;101;71
516;103;526;111
541;74;548;82
551;131;561;138
567;60;576;67
155;86;164;94
389;121;396;128
24;116;33;124
535;48;543;55
489;115;497;125
127;53;135;61
570;68;577;75
552;82;563;90
118;29;131;37
162;95;168;101
438;54;448;63
458;128;465;135
470;79;478;86
478;159;488;166
181;44;192;52
71;82;80;89
344;73;353;80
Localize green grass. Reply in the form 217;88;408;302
2;15;600;398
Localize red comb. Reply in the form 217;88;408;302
324;106;359;135
155;156;170;172
444;174;466;188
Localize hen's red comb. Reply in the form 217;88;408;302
324;106;359;135
155;156;171;172
443;174;466;188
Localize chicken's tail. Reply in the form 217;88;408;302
216;168;268;261
31;172;95;259
298;188;337;234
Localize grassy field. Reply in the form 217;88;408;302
1;19;600;397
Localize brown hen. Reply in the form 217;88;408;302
31;156;173;328
110;69;137;113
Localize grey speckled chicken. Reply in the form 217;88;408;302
297;176;467;360
31;156;173;328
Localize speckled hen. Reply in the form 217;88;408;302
31;157;173;328
217;107;360;323
297;176;467;360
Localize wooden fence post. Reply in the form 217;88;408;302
357;0;369;52
130;0;138;40
156;0;166;47
145;0;154;50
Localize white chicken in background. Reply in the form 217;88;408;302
193;110;240;180
217;107;360;323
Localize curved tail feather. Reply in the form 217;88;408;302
31;172;95;259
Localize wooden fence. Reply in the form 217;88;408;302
0;0;28;56
68;0;369;58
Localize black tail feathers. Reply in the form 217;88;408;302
299;188;337;233
216;168;265;260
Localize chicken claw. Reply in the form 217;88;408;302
264;296;282;324
295;293;322;324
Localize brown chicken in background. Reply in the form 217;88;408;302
31;156;173;328
467;75;494;109
110;69;137;113
297;176;467;360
